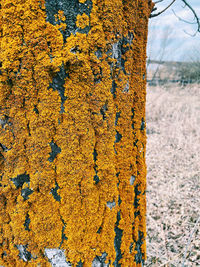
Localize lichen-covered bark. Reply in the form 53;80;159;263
0;0;153;266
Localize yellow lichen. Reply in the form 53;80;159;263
76;13;90;29
0;0;153;266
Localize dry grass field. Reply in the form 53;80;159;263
145;84;200;267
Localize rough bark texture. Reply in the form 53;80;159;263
0;0;153;266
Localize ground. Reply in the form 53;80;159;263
145;84;200;267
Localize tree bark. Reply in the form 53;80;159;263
0;0;153;266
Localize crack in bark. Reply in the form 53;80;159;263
51;180;61;201
100;102;108;120
48;64;67;113
16;245;32;262
24;213;31;231
114;211;123;267
59;216;68;248
48;141;61;162
140;118;145;131
115;131;122;143
134;231;145;265
11;173;30;189
93;148;100;184
21;188;33;200
134;184;141;209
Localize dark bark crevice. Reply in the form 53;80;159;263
11;173;30;189
134;184;141;209
114;211;123;267
59;216;68;248
100;102;108;120
48;64;67;114
51;180;61;201
24;213;31;231
93;148;100;184
134;231;145;265
115;131;122;143
115;112;121;126
16;245;32;262
48;141;61;162
21;188;33;200
140;118;145;131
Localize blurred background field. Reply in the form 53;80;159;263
145;83;200;266
145;3;200;265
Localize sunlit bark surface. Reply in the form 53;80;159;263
0;0;153;266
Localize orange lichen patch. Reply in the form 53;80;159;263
55;10;66;22
0;0;152;265
76;13;90;29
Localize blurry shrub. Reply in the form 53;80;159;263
176;61;200;84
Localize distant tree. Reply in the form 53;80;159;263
176;50;200;84
147;24;174;84
148;0;200;85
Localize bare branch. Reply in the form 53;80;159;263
183;29;198;37
172;8;199;37
172;9;196;25
150;0;176;18
181;0;200;34
171;0;200;36
150;0;200;36
154;0;164;4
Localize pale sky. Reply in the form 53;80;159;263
147;0;200;61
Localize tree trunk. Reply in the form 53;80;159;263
0;0;153;266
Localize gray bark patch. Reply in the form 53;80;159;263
45;0;92;40
95;49;103;59
16;245;32;262
0;143;8;152
134;231;145;265
49;64;67;113
11;173;30;189
115;131;122;143
111;32;134;74
51;181;61;201
0;115;9;128
107;201;116;210
48;141;61;162
140;118;145;131
123;81;129;93
45;248;71;267
92;252;109;267
21;188;33;200
130;175;135;185
76;261;83;267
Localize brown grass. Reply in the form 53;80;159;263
145;84;200;267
